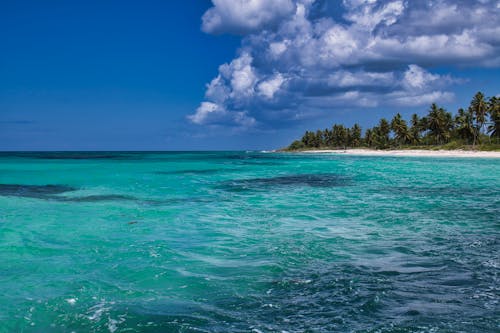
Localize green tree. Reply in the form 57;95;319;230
288;140;305;150
332;124;347;148
454;108;474;144
301;131;316;148
364;128;374;147
390;113;411;146
323;128;333;147
409;113;422;144
345;128;352;148
469;91;488;146
301;131;308;147
487;96;500;140
350;123;362;147
373;118;391;149
426;103;453;145
315;129;324;147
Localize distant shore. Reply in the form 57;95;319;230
285;149;500;158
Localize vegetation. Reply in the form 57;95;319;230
286;91;500;151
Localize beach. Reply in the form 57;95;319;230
296;148;500;158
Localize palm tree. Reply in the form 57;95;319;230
487;96;500;140
288;140;305;150
301;131;316;148
364;128;374;147
409;113;421;144
454;108;474;144
350;123;362;147
323;128;332;147
374;118;391;149
314;130;324;147
371;127;381;148
332;124;347;148
487;112;500;140
426;103;453;145
470;91;488;146
391;113;411;146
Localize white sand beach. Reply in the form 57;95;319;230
297;149;500;158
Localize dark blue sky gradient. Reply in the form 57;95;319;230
0;1;241;150
1;1;498;150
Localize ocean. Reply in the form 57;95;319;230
0;151;498;332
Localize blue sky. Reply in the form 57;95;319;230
1;0;499;151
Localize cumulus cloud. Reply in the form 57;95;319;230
258;73;286;99
188;101;256;127
201;0;296;34
402;65;452;90
188;102;226;125
327;70;395;88
190;0;500;128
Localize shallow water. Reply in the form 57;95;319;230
0;151;499;332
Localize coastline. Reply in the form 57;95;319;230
286;148;500;158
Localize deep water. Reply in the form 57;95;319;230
0;151;499;332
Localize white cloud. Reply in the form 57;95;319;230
402;65;440;90
188;101;256;128
343;0;405;29
318;25;360;66
328;70;394;88
190;0;500;128
188;102;227;125
205;75;230;104
223;53;257;98
202;0;296;34
269;41;288;58
388;91;455;106
258;73;285;99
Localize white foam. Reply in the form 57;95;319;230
66;298;77;305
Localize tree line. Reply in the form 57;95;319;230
287;92;499;150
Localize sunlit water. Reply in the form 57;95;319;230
0;151;499;332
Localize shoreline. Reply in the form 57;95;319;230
285;149;500;158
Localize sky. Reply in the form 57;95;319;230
1;0;499;151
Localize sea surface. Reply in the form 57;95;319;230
0;151;499;333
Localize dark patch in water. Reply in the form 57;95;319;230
153;152;286;166
0;152;136;160
60;194;136;202
251;257;497;332
155;168;237;175
219;174;350;191
0;184;137;202
0;184;76;199
0;151;290;164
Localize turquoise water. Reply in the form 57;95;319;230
0;151;499;332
